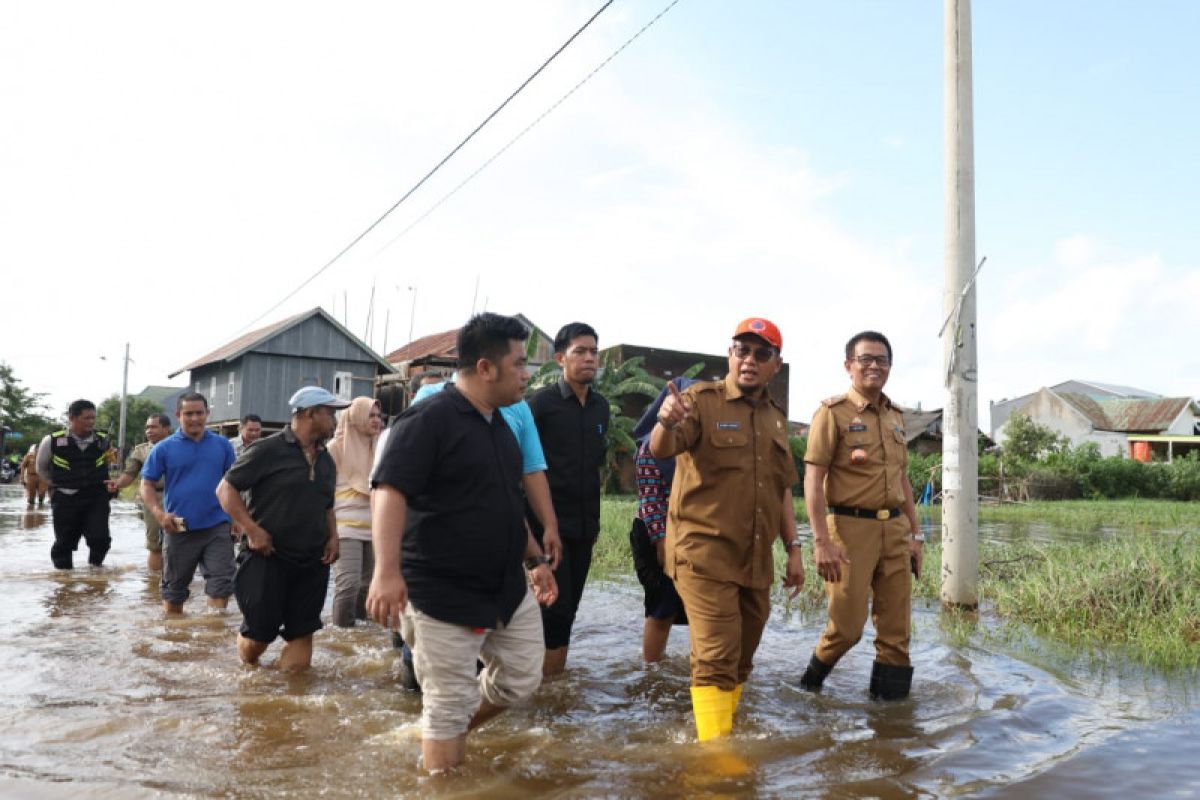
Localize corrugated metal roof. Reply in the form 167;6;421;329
1056;392;1194;433
385;328;459;364
1102;398;1192;432
901;409;943;443
171;307;394;377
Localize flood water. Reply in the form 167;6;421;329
0;484;1196;798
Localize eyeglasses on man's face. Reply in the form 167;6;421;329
731;342;778;363
852;354;891;367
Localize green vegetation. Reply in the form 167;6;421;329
909;415;1200;502
97;394;170;452
593;497;1200;670
0;362;58;458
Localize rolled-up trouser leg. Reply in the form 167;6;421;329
478;589;544;709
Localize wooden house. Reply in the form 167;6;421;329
169;307;395;435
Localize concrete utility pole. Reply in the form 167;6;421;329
118;342;130;457
941;0;979;609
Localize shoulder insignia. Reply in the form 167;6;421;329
820;393;848;408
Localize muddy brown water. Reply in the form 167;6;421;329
0;485;1196;798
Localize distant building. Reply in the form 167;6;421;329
169;307;395;435
989;379;1160;440
384;313;554;378
999;386;1200;459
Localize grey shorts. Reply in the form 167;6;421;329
161;522;236;605
401;589;544;740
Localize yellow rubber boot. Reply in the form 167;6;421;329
690;685;729;741
731;684;744;715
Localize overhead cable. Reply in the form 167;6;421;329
235;0;616;334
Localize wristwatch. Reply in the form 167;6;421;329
523;555;551;570
910;532;926;543
785;539;803;551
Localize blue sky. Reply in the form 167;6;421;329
1;1;1196;430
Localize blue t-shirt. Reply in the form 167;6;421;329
141;429;236;530
413;382;547;474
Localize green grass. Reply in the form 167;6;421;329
595;496;1200;670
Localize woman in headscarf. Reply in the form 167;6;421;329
328;396;383;627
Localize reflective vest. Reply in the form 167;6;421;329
48;429;110;491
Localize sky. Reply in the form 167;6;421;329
2;0;1197;433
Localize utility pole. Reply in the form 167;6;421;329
407;286;418;346
118;342;130;457
941;0;979;609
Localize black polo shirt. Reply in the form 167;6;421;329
373;385;527;629
223;426;336;566
527;379;610;540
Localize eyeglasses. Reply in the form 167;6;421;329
731;343;778;363
853;355;891;367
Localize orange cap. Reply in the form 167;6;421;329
733;317;782;351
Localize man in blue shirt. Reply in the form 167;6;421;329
141;392;237;614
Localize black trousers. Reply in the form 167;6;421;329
540;536;595;650
50;490;112;569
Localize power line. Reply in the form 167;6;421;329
373;0;682;259
236;0;616;334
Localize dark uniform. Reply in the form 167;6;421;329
655;374;797;732
803;386;915;698
527;378;609;651
45;429;114;568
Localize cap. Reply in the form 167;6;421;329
733;317;782;351
288;386;352;412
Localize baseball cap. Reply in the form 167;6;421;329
733;317;783;351
289;386;352;412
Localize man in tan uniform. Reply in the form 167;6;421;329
652;317;804;740
800;330;923;700
110;413;172;571
20;445;48;507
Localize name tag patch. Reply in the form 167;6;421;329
716;421;742;430
848;424;867;432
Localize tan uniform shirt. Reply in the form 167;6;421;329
656;375;798;589
805;387;908;510
124;441;164;492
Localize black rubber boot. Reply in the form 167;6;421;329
799;654;833;692
869;661;914;700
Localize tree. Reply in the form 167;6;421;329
0;362;58;459
1002;413;1068;462
97;394;171;452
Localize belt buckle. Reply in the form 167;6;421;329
875;509;891;520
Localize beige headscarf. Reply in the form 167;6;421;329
327;396;380;495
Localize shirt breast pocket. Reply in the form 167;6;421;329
708;429;748;469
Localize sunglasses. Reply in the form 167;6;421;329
731;342;778;363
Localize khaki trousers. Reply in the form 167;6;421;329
814;514;911;667
673;567;770;691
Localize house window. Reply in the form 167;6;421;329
195;381;201;393
227;371;235;405
333;371;353;402
209;376;217;405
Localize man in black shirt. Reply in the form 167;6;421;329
217;386;346;671
527;322;610;676
368;312;558;773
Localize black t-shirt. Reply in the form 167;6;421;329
527;379;610;540
223;426;335;565
373;385;527;629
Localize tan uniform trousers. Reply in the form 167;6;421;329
814;514;911;667
674;566;771;691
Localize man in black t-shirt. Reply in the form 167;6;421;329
526;322;609;677
368;313;558;774
217;386;347;671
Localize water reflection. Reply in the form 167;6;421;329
0;484;1196;798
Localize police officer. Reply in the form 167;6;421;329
651;317;804;741
799;330;923;700
35;399;118;569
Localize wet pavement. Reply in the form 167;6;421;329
0;484;1196;798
